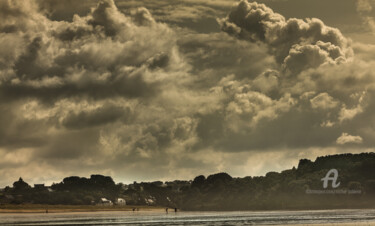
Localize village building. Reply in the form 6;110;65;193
115;198;126;205
97;198;113;206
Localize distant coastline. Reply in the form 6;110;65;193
1;153;375;211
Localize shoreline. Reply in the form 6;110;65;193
1;207;375;226
285;223;375;226
2;205;375;214
0;204;167;214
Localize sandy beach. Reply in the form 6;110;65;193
287;223;375;226
0;204;166;213
1;207;375;225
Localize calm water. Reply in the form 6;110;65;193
1;209;375;225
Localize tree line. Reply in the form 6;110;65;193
1;152;375;210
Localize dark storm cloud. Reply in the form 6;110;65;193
115;0;236;33
14;37;43;79
0;103;47;149
39;129;100;159
0;0;182;103
0;71;158;103
38;0;96;21
0;0;191;186
177;32;276;86
62;104;132;130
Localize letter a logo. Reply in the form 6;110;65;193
321;169;340;189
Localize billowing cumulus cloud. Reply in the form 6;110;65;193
1;0;375;187
219;0;352;74
336;132;363;145
0;0;185;104
0;0;190;185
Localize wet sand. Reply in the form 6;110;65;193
289;223;375;226
0;204;166;213
1;208;375;225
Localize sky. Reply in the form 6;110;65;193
1;0;375;187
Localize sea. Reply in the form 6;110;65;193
1;209;375;225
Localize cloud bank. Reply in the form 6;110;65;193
0;0;375;186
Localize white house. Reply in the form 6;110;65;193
145;196;156;205
98;198;113;206
115;198;126;206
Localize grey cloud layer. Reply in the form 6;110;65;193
0;0;182;103
0;0;374;186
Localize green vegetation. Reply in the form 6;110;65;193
1;153;375;210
